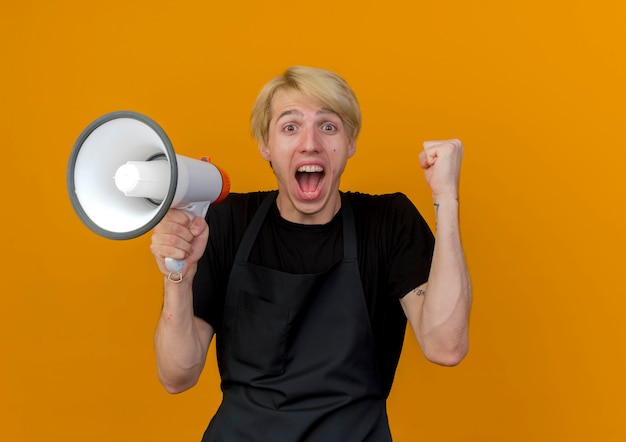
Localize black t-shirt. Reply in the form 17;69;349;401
193;191;435;396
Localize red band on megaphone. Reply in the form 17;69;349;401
213;163;231;204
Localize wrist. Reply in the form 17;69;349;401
432;195;460;227
432;194;459;205
163;274;194;290
162;275;194;312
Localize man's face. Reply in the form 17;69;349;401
259;88;356;225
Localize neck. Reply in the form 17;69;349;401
276;191;342;225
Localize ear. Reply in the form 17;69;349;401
259;142;271;161
347;141;357;158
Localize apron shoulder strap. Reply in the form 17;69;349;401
340;192;357;261
233;191;277;263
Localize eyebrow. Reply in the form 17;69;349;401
276;108;338;122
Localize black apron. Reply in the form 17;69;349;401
202;192;392;441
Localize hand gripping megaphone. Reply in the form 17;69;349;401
67;110;230;278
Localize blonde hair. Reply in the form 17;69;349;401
250;66;362;145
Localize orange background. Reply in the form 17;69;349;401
2;1;625;441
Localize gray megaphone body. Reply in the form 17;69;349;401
67;110;230;276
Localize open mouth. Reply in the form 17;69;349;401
296;164;325;196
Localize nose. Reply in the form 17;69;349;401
300;125;320;153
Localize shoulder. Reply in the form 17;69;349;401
345;190;415;205
344;191;432;244
344;191;419;218
214;191;274;209
208;191;275;220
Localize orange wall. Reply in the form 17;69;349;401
2;1;625;440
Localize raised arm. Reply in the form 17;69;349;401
400;139;472;366
151;209;214;393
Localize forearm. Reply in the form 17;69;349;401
154;270;211;393
420;197;472;364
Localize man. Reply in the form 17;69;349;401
151;66;471;441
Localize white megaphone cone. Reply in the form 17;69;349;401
67;110;230;277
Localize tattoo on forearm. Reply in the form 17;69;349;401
415;288;426;297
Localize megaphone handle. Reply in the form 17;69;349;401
164;201;211;282
165;257;186;275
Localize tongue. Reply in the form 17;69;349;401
298;172;322;193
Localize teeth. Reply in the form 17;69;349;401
297;165;323;173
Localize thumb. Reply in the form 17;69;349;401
189;216;208;236
418;150;432;169
419;148;439;169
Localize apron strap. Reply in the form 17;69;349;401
340;192;357;261
233;191;278;263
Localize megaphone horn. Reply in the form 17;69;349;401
67;110;230;278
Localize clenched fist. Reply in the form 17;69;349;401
150;209;209;280
419;139;464;202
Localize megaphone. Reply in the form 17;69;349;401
67;110;230;277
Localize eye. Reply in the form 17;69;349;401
321;123;337;132
283;124;297;132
